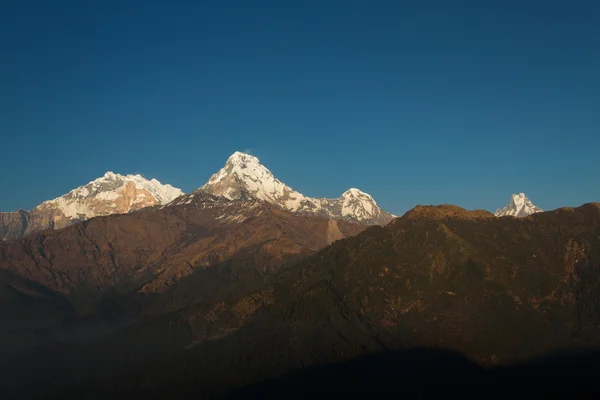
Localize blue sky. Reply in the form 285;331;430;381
1;0;599;215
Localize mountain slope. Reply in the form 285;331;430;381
0;193;365;310
127;203;600;395
200;152;395;225
2;203;600;398
495;193;543;217
0;172;183;241
0;193;366;389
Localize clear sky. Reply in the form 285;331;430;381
1;0;599;215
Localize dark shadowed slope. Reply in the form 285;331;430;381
226;348;600;400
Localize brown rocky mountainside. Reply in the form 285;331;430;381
3;203;600;398
0;193;366;383
102;202;600;396
0;192;364;310
0;209;56;243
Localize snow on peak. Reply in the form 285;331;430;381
495;192;543;217
200;152;395;225
34;172;184;221
201;152;305;209
340;188;377;218
342;188;374;199
119;173;183;204
227;151;261;166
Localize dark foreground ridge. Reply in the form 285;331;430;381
226;348;600;400
11;348;600;399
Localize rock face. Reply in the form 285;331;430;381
0;172;183;241
495;193;543;217
0;209;58;241
200;152;395;225
0;210;35;241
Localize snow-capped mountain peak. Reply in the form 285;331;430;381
201;152;307;210
342;188;373;200
226;151;263;169
340;188;376;218
200;152;395;225
34;172;184;224
495;193;543;217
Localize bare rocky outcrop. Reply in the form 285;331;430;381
0;209;57;242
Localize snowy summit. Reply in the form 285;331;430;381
200;151;307;209
199;152;395;225
495;193;543;217
35;172;184;225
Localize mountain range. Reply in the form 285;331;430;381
2;151;575;398
1;200;599;398
0;152;543;242
199;152;396;225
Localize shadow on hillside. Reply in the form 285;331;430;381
224;348;600;400
5;347;600;399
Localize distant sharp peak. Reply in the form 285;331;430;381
341;188;374;199
223;152;272;178
495;192;543;217
511;192;527;201
508;192;534;208
200;151;293;204
226;151;262;165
